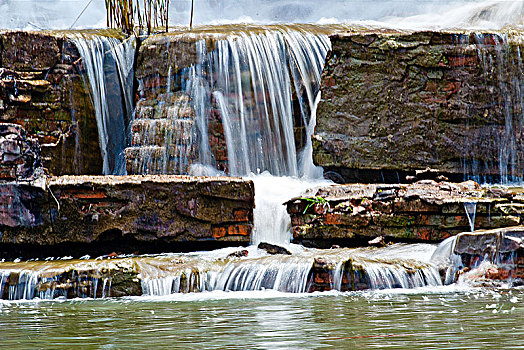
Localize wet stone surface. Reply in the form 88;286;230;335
452;227;524;285
287;180;524;247
315;30;524;183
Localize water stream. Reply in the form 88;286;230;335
70;33;136;175
0;288;522;349
0;243;444;300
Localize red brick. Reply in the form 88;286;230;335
394;199;439;213
324;213;342;225
63;190;107;200
232;208;250;222
212;226;227;239
448;56;478;67
227;224;251;236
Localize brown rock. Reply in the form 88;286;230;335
0;175;255;254
314;31;524;183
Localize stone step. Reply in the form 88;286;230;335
155;105;195;119
125;145;195;174
135;93;194;120
131;119;194;146
0;175;254;259
287;181;524;247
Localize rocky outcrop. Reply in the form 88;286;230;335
452;227;524;285
0;30;129;176
0;123;42;180
287;180;524;247
315;30;524;183
0;175;254;258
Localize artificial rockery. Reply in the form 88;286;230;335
0;25;523;299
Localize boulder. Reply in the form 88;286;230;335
258;242;291;255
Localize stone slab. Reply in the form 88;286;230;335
315;30;524;183
0;175;254;258
287;180;524;246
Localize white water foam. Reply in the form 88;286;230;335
2;0;522;30
249;173;330;245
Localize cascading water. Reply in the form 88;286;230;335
5;2;523;301
0;244;443;300
128;27;333;255
71;33;136;175
2;0;523;30
474;33;524;184
464;202;478;232
200;30;329;177
23;27;446;298
130;27;330;178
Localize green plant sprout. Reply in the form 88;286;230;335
300;196;331;214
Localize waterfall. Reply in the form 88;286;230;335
71;33;136;175
0;245;442;300
136;246;443;296
126;28;332;247
456;32;524;184
464;202;478;232
431;236;465;285
0;267;110;300
195;29;330;177
131;28;330;178
473;33;524;184
2;0;522;30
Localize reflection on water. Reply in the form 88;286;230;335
1;288;522;349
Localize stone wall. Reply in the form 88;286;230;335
287;180;524;247
315;30;524;183
0;175;254;257
0;30;114;176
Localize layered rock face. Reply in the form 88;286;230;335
0;31;108;175
452;227;524;285
315;31;524;183
0;123;42;180
0;175;254;257
287;180;524;247
127;33;201;175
